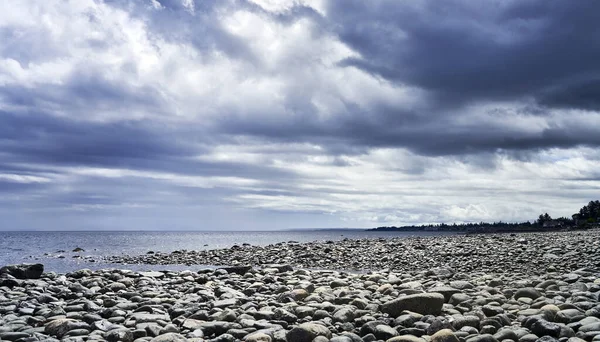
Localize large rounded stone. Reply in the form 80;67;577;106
387;336;426;342
374;325;399;340
106;328;134;342
381;293;445;317
245;332;272;342
531;320;561;338
555;309;586;324
431;329;460;342
0;263;44;279
286;323;332;342
514;288;542;300
579;322;600;333
149;333;189;342
465;334;499;342
44;319;91;338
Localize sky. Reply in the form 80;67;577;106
1;0;600;231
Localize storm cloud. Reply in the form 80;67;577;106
0;0;599;230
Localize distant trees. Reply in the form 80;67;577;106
371;200;599;232
578;200;600;223
537;213;552;226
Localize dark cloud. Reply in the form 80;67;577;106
538;79;600;111
1;0;599;229
0;180;49;193
210;0;600;157
0;110;189;167
0;109;301;182
0;70;167;116
329;0;600;108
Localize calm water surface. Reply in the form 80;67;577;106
0;230;454;273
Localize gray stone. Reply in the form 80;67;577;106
579;322;600;333
44;319;90;338
466;334;499;342
514;288;542;300
431;329;460;342
245;332;272;342
0;332;32;341
286;323;332;342
381;293;445;317
494;329;519;341
531;320;561;338
0;263;44;279
149;333;189;342
387;335;427;342
373;324;398;340
106;328;134;342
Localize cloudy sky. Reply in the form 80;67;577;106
1;0;599;231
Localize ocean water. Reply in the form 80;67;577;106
0;230;453;273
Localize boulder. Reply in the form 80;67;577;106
106;328;134;342
219;266;253;275
431;329;460;342
0;263;44;279
465;334;499;342
531;320;561;338
514;288;542;300
149;333;188;342
286;322;332;342
381;293;445;317
44;319;91;338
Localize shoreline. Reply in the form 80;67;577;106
104;229;600;275
1;230;600;342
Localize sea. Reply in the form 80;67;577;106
0;230;454;274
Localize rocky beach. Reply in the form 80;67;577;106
1;230;600;342
105;230;600;275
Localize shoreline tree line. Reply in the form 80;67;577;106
369;200;600;232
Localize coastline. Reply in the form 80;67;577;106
1;230;599;342
105;229;600;275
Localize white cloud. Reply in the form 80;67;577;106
0;0;599;230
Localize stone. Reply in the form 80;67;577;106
106;328;134;342
520;334;539;342
138;271;164;278
453;316;481;330
381;293;445;317
330;337;355;342
430;286;462;302
245;332;272;342
182;318;204;330
514;288;542;300
466;334;499;342
431;329;460;342
213;298;238;308
0;263;44;279
149;333;189;342
535;336;558;342
387;335;426;342
555;310;586;324
579;322;600;333
483;305;505;317
44;319;90;338
373;324;399;340
220;266;253;275
494;329;519;342
333;307;355;323
450;293;473;306
428;317;454;335
0;332;32;341
531;320;561;338
286;323;332;342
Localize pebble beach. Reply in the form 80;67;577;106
1;230;600;342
